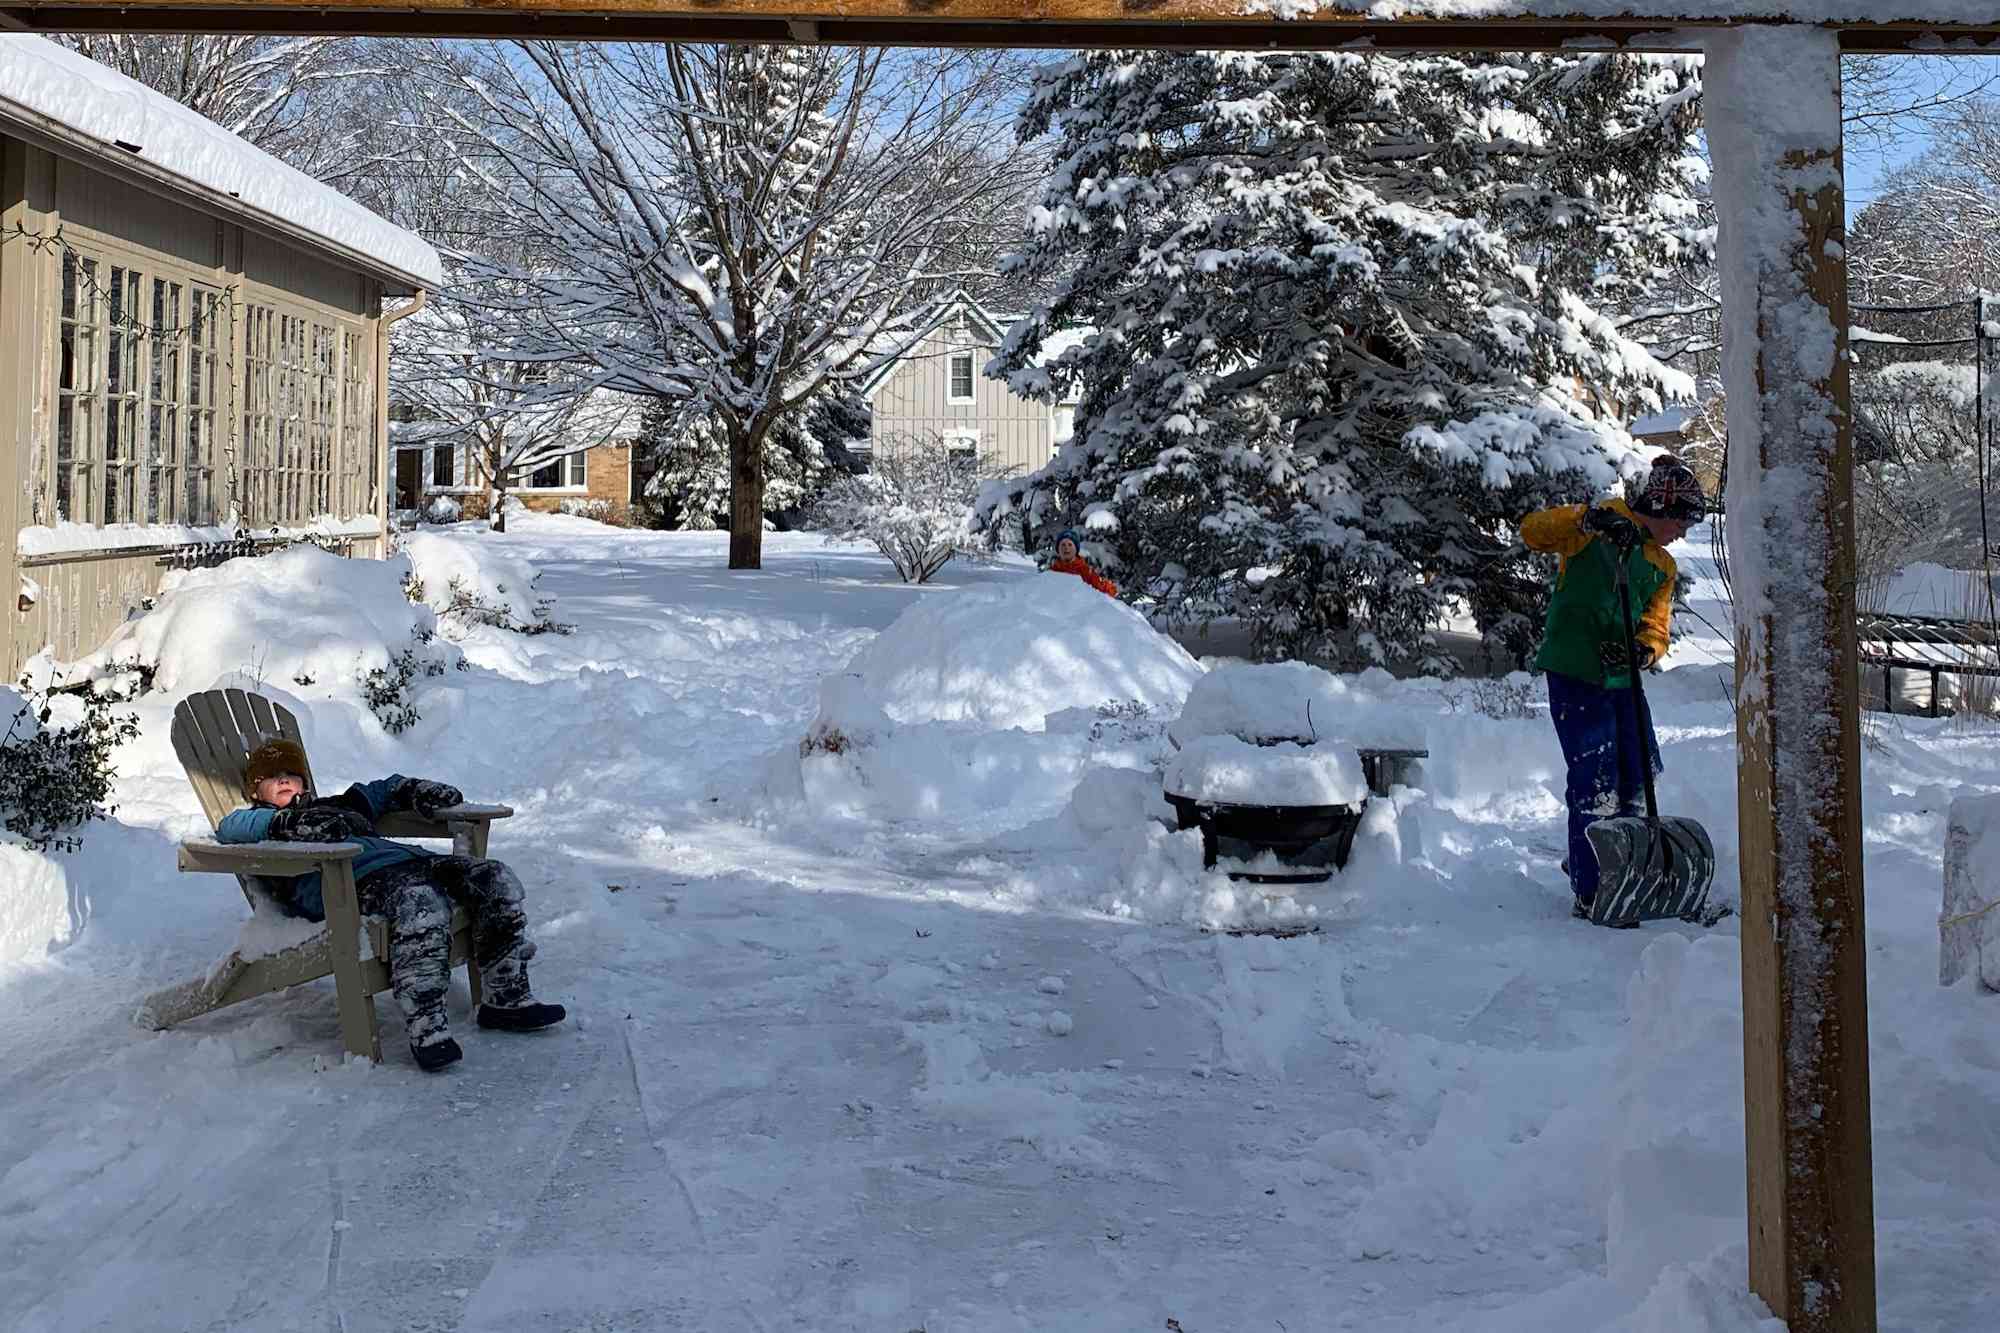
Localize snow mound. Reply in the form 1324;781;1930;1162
815;573;1201;735
77;545;450;696
398;531;547;630
1169;660;1428;751
0;844;72;970
1164;733;1368;806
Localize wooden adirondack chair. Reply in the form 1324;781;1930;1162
134;688;514;1061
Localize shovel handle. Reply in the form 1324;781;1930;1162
1611;547;1661;824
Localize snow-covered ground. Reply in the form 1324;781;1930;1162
2;515;1997;1332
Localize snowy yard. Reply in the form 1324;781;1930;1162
3;516;1998;1332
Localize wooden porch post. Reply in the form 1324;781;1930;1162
1704;25;1876;1331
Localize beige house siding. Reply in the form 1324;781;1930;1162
867;311;1073;479
2;132;398;679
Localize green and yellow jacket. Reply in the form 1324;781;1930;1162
1519;499;1677;689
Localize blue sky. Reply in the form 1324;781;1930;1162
1844;54;2000;221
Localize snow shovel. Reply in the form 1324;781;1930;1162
1584;545;1716;927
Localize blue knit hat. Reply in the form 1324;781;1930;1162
1055;528;1083;550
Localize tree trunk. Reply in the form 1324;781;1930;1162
491;480;508;534
727;419;766;570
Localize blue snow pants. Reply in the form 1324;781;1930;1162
1547;670;1662;904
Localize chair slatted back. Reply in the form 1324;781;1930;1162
170;689;317;832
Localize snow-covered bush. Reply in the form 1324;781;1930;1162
360;630;449;734
558;498;611;521
810;434;992;583
0;673;138;852
76;545;461;702
421;495;462;525
976;50;1704;667
398;531;568;635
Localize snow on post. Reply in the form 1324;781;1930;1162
1706;24;1875;1331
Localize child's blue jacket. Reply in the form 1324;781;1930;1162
215;774;435;922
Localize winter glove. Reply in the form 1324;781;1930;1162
1598;641;1657;674
1581;506;1645;551
396;778;464;819
268;802;374;843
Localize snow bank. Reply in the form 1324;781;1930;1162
76;545;449;696
1168;660;1427;751
816;574;1202;735
0;37;440;287
398;530;546;630
0;844;72;970
1163;733;1368;806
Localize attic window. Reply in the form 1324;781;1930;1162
947;352;975;404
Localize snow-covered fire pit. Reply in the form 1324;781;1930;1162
1163;662;1426;882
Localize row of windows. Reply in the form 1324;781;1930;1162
418;442;587;493
49;246;375;529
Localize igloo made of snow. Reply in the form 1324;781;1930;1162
811;573;1203;739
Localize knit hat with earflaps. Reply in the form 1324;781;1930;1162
243;737;310;798
1630;454;1707;522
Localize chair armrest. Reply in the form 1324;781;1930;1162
373;803;513;841
179;838;360;876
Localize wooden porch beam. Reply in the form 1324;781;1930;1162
1;3;1998;50
1706;23;1876;1332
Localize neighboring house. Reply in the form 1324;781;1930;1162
1631;396;1725;497
390;430;639;523
862;290;1083;478
0;36;439;677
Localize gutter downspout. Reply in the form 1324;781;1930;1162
378;288;427;549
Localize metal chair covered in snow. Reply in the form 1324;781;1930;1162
134;688;513;1061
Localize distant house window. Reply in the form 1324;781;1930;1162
521;451;587;491
947;352;976;404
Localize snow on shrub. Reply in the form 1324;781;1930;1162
0;669;139;853
558;498;612;521
421;495;463;525
812;573;1201;739
397;531;566;635
810;434;991;584
78;545;459;703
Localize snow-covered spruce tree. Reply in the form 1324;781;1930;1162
637;389;867;532
976;50;1705;668
423;43;1033;569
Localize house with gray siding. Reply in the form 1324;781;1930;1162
0;37;438;677
862;292;1081;479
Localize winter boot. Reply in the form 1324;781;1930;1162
413;1036;464;1072
477;1001;567;1032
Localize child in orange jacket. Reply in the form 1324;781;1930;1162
1048;529;1118;597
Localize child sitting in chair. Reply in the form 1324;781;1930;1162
218;738;565;1071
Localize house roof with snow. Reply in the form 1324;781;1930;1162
858;289;1087;401
0;36;441;292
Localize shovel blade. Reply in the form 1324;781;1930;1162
1585;815;1716;926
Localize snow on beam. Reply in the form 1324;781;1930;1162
1706;23;1876;1333
6;3;2000;49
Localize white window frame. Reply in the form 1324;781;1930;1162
515;450;589;494
946;351;976;405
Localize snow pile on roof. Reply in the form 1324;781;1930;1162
1169;660;1427;752
1629;404;1693;437
1164;733;1368;806
75;544;452;699
398;531;548;632
0;37;441;288
814;573;1202;736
